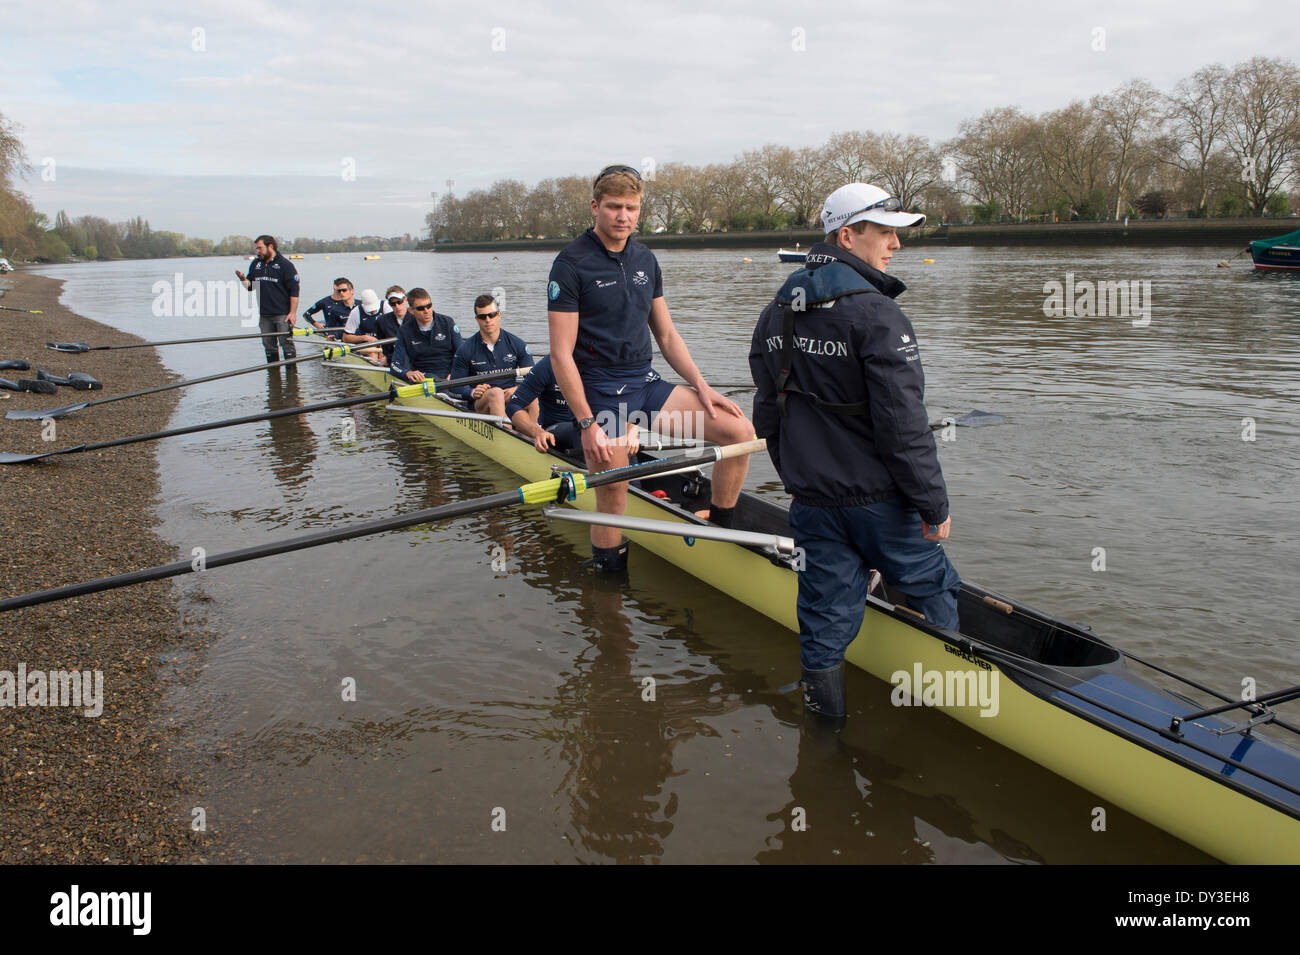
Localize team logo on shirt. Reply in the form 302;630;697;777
632;270;649;286
901;334;911;343
595;279;617;288
548;281;561;301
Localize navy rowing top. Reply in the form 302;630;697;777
505;355;572;429
305;295;352;338
547;228;663;374
390;312;462;379
247;254;300;317
450;329;534;400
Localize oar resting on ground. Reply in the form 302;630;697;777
4;338;395;421
0;368;523;464
0;440;765;612
46;326;345;353
0;304;44;314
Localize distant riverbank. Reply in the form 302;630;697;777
432;217;1294;253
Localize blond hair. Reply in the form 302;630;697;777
593;170;643;203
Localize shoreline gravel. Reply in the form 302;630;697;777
0;271;210;864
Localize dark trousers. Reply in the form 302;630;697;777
260;314;296;361
790;498;961;670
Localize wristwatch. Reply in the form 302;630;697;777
578;416;596;431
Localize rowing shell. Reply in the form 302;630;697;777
317;344;1300;864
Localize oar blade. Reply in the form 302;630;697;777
5;402;89;420
0;445;83;465
46;342;91;353
955;410;1005;428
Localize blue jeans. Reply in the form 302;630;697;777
790;498;961;670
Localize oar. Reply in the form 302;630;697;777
0;369;522;464
4;338;396;421
0;439;765;612
929;410;1004;430
46;327;345;354
0;304;44;314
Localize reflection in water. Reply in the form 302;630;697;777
264;366;314;489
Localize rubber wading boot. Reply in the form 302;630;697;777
583;540;630;575
36;369;72;387
801;662;847;722
66;372;102;391
0;359;30;371
0;377;22;391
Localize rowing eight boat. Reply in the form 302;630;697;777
317;342;1300;864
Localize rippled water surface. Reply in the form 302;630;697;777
34;244;1300;863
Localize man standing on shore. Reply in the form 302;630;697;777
547;164;753;572
236;235;300;362
749;183;960;720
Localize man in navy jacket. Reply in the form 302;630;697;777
450;293;535;417
750;182;960;720
390;287;462;382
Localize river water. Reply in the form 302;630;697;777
32;244;1300;863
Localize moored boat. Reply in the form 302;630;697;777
315;339;1300;863
1249;228;1300;270
777;249;806;263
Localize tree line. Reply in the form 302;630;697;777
0;118;422;263
427;56;1300;242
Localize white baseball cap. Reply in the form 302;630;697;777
359;288;381;312
820;183;926;233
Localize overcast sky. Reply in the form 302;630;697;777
5;0;1297;240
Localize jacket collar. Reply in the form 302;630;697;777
803;242;906;299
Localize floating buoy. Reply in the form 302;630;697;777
923;258;935;264
325;256;330;260
364;255;381;260
1217;260;1231;268
742;257;752;263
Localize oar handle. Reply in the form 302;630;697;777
716;438;766;461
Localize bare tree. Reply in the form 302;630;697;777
645;162;690;232
1222;56;1300;214
739;145;791;219
822;130;880;183
707;161;752;228
1159;64;1231;214
872;133;942;210
1094;79;1161;219
1036;101;1112;218
776;146;830;227
676;166;719;232
944;107;1041;221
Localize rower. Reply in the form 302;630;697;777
374;286;407;363
451;294;535;418
303;278;355;340
546;164;754;572
750;181;961;721
390;287;462;383
341;289;385;360
506;355;577;454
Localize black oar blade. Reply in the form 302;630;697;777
955;410;1005;428
0;445;84;465
0;359;31;370
5;402;89;420
47;342;90;353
